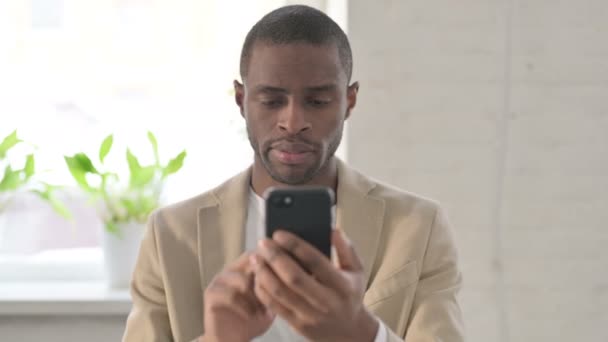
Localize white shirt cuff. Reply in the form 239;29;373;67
373;318;387;342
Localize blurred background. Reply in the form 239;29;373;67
0;0;606;341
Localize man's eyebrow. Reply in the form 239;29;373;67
305;84;338;92
251;84;338;94
252;85;288;94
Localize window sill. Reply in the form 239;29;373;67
0;282;131;316
0;248;104;282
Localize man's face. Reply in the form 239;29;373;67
235;42;357;185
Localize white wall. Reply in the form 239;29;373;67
348;1;608;341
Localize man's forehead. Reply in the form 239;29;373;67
250;83;339;94
251;40;338;52
250;42;340;67
245;42;345;86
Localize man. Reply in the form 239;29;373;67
123;5;464;342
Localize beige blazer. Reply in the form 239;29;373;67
123;160;465;341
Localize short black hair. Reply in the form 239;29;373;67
239;5;353;82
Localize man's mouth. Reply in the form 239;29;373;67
268;141;314;165
271;149;313;165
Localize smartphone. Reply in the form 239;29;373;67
265;187;334;258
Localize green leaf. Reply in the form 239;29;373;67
75;153;99;174
162;150;186;178
140;196;158;217
65;153;99;174
48;197;72;220
70;169;92;192
64;153;99;192
24;154;35;179
32;189;48;199
126;149;156;188
120;197;138;216
147;131;160;166
0;166;23;191
103;172;120;183
0;130;21;159
126;149;141;174
33;188;72;220
64;156;93;192
99;134;113;164
105;221;121;236
131;165;156;188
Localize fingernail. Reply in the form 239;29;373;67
258;238;271;250
249;254;258;268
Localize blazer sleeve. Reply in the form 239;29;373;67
123;212;174;341
386;205;466;341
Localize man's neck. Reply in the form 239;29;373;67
250;157;338;198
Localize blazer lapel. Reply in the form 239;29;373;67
198;168;251;289
335;159;386;288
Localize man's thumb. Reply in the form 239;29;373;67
332;229;363;271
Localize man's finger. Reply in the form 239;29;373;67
271;231;349;293
216;270;254;294
253;278;296;322
227;252;253;273
255;239;333;313
206;282;257;320
332;229;363;271
250;253;319;319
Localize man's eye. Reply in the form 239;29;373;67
309;98;331;107
261;99;283;107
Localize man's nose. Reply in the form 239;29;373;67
278;102;311;135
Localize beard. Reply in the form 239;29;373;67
247;123;343;185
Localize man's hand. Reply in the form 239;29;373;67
202;252;274;342
250;229;379;342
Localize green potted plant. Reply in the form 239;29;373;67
65;131;186;288
0;131;71;252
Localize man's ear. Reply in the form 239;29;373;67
234;80;245;117
345;81;359;120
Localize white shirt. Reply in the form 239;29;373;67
245;189;387;342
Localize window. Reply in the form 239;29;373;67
0;0;347;281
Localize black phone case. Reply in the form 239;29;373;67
265;187;334;258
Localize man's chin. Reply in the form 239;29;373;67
267;164;316;185
260;152;323;184
269;170;311;185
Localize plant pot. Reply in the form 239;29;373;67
0;192;14;251
101;221;146;289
